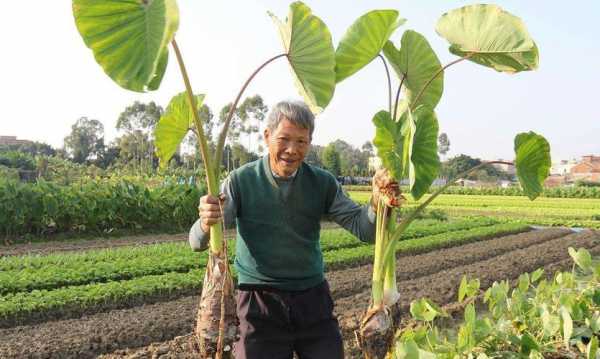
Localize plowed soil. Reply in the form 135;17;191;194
1;229;599;359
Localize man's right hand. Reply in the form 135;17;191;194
198;194;224;233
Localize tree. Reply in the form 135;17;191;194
305;144;324;167
331;139;370;176
0;141;56;157
116;101;163;133
115;101;164;172
438;132;450;156
441;154;512;181
218;95;267;170
96;142;120;168
361;141;374;156
440;154;481;179
237;95;268;153
63;117;105;163
322;143;341;177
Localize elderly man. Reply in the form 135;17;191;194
189;100;395;359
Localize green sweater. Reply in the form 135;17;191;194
189;156;376;291
231;156;339;290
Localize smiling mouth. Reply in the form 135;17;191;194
280;158;296;165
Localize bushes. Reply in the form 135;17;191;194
0;178;205;238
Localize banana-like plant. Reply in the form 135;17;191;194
333;4;549;358
72;1;335;357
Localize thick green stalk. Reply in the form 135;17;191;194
378;160;514;271
371;199;388;307
383;210;399;305
171;39;223;254
378;54;393;114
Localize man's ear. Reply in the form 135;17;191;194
263;128;270;144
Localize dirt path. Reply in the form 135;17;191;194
1;229;598;358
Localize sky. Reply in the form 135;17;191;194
1;1;599;162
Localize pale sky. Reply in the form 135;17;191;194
1;1;599;162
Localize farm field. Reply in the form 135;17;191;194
349;192;600;228
1;215;599;358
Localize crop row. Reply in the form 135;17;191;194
344;185;600;199
349;192;600;221
322;222;530;270
0;179;204;237
0;222;529;325
0;217;501;294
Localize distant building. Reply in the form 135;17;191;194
544;175;568;188
490;159;516;175
570;155;600;182
550;159;578;176
0;135;31;147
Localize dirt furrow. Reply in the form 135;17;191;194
328;227;571;298
1;230;596;358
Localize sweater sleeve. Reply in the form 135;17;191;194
188;176;238;252
326;181;376;243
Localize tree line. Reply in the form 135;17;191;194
2;98;515;182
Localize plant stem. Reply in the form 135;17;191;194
378;54;393;114
392;75;406;121
215;53;287;167
371;199;387;307
171;39;223;254
379;160;514;272
410;53;474;111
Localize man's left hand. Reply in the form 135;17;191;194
371;168;402;211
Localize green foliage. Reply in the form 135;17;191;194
372;106;440;200
382;30;443;110
514;132;552;200
72;0;179;92
0;151;36;171
397;248;600;358
335;10;405;83
322;143;342;177
0;178;204;238
155;92;205;169
269;2;336;113
63;117;105;164
436;4;539;73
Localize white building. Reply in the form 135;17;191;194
550;159;578;176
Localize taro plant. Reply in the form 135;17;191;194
395;247;600;358
72;1;336;357
332;4;550;358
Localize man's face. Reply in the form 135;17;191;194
264;118;311;178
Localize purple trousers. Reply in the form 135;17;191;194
233;280;344;359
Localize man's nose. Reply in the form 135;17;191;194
284;142;300;154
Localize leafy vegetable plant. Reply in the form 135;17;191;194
72;1;336;357
396;247;600;358
332;4;550;358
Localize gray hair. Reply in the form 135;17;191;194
266;101;315;138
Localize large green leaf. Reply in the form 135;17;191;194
73;0;179;92
408;106;440;200
335;10;405;83
372;106;439;200
269;2;335;114
372;110;413;181
514;132;551;200
382;30;444;110
155;92;205;168
436;4;538;73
